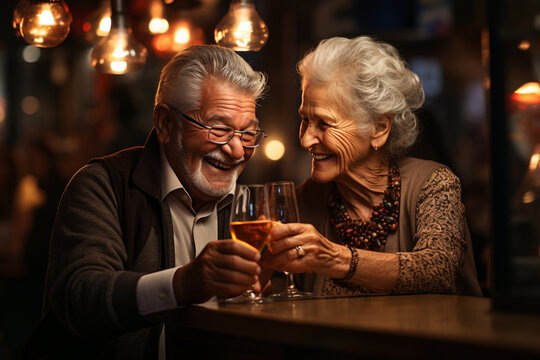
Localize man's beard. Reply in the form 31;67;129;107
176;136;244;198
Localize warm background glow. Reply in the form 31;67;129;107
511;82;540;105
264;140;285;161
21;96;39;115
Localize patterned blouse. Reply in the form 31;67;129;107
321;167;466;296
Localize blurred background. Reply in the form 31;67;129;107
0;0;539;358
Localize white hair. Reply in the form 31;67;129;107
297;36;425;157
155;45;267;112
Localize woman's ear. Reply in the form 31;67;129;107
371;114;392;149
154;103;173;145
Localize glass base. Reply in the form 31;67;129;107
269;287;313;300
224;290;272;304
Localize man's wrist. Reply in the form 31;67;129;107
173;265;191;306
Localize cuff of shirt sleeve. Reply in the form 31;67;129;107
137;267;181;316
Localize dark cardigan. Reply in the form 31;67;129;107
25;130;231;359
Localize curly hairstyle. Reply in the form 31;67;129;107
297;36;425;157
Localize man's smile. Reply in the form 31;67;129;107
204;157;237;170
203;150;244;171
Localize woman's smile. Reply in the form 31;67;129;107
310;151;334;161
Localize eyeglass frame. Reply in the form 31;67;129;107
166;104;267;148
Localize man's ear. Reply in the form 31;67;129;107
154;103;173;145
371;114;392;149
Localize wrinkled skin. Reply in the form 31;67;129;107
298;83;374;184
263;82;398;293
156;80;259;208
154;79;265;304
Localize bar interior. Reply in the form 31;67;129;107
0;0;540;359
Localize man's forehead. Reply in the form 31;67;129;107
201;89;256;111
206;113;259;127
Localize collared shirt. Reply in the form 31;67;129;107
136;148;234;315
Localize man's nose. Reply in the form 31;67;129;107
221;134;245;160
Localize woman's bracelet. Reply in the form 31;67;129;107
334;245;359;283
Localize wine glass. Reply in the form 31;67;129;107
266;181;312;299
226;184;273;304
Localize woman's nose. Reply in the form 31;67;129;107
299;123;319;149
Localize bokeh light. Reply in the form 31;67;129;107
21;96;39;115
264;140;285;161
518;40;531;51
0;97;6;125
149;18;169;34
22;45;41;63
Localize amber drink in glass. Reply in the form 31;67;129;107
225;184;272;304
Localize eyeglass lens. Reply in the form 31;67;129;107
208;126;263;147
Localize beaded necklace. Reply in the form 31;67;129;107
329;163;401;250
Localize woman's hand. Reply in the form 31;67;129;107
261;223;350;279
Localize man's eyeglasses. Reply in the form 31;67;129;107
168;104;266;148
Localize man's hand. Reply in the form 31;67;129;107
173;239;261;305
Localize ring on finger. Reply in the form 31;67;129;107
295;245;306;258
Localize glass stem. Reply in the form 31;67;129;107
286;272;296;290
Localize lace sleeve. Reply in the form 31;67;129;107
393;167;466;294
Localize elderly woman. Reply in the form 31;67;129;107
265;36;481;296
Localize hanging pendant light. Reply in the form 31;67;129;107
17;0;72;48
214;0;268;52
90;0;148;75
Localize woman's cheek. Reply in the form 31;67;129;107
326;128;365;171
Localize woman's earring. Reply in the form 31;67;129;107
373;145;378;151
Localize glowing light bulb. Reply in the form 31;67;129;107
98;16;112;36
152;19;204;57
214;0;268;52
91;28;147;74
18;0;72;48
38;9;55;25
149;18;169;34
82;0;111;42
174;26;190;44
148;0;169;34
90;0;147;74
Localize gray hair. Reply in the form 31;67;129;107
155;45;267;112
297;36;424;157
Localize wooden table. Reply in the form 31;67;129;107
165;294;540;359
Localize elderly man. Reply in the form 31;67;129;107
27;45;268;359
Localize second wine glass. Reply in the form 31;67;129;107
266;181;312;299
